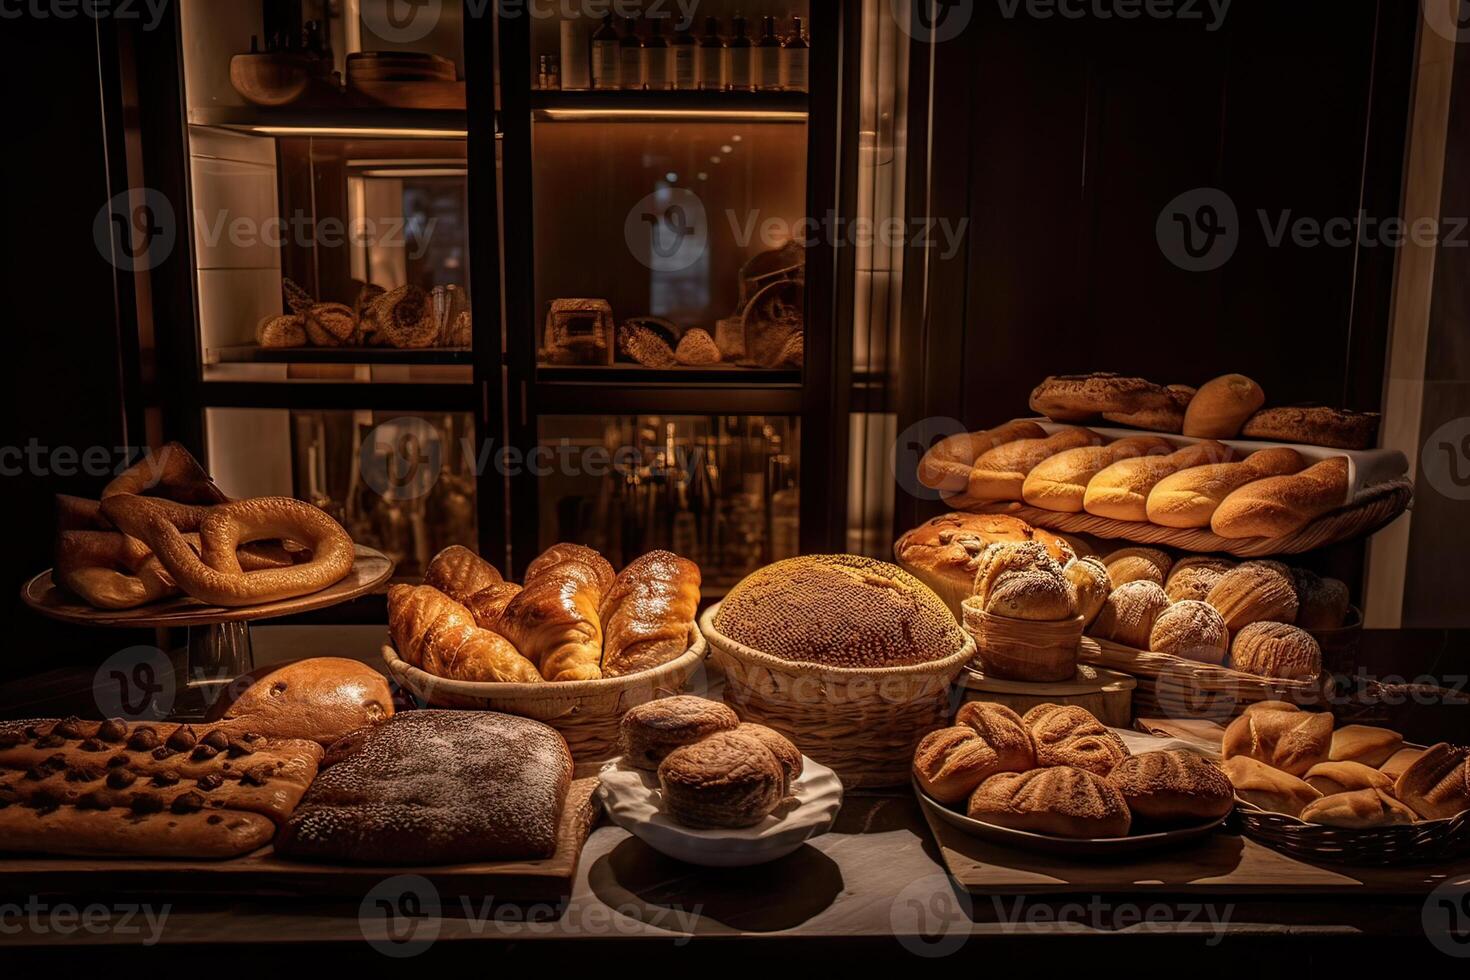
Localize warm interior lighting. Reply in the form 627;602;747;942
536;108;807;122
243;125;471;138
357;168;469;178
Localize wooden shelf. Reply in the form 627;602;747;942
536;363;799;384
187;105;470;137
215;344;473;366
529;89;808;119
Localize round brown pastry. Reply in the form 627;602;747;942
1240;406;1381;450
619;695;740;771
1290;568;1350;630
214;657;393;746
914;722;1033;805
967;766;1132;838
1220;755;1322;817
1303;761;1395;797
732;722;803;789
1089;580;1171;649
1028;373;1175;423
894;512;1073;613
257;313;307;348
1103;384;1196;433
1102;546;1173;588
1229;621;1322;680
1205;560;1299;633
371;285;437;348
1300;789;1418;828
1163;556;1235;603
1182;374;1266;439
713;555;966;669
658;729;786;829
1023;703;1128;776
1148;600;1229;665
1106;750;1234;825
674;327;722;366
1063;557;1110;627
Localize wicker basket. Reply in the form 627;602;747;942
382;627;707;776
1235;801;1470;865
1077;636;1331;721
961;602;1082;683
699;602;977;790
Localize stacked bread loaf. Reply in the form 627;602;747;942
1220;703;1469;827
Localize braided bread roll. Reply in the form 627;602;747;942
387;585;541;684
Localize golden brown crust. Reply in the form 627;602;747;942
1379;746;1426;783
1028;373;1175;423
218;657;393;746
967;766;1132;838
1021;437;1174;513
910;703;1040;803
916;422;1049;492
1089;581;1171;649
1182;374;1266;439
1300;789;1417;828
598;550;701;677
462;581;523;630
893;512;1074;613
1146;448;1306;528
1163;556;1236;603
1102;546;1174;588
497;552;611;682
1220;755;1321;817
1221;708;1332;777
1063;557;1110;627
1101;384;1196;433
1240;406;1380;450
1229;622;1322;681
1149;600;1229;665
619;696;740;771
966;428;1104;501
1394;743;1470;820
1023;703;1128;776
1106;750;1234;825
387;584;543;684
658;730;786;829
733;723;803;789
1210;457;1351;539
424;546;502;604
1303;761;1394;797
1083;441;1235;521
1326;725;1404;769
1206;560;1299;633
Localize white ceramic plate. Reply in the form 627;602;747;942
597;755;843;867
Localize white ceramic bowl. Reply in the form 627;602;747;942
597;755;843;867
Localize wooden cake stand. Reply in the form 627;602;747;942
20;544;394;719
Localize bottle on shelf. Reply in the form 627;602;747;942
783;16;809;92
590;12;620;90
756;15;784;91
619;15;643;91
727;14;754;92
697;15;726;92
671;17;698;90
643;16;670;91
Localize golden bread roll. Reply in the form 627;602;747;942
971;541;1076;621
965;427;1104;502
1146;447;1306;528
732;723;803;790
914;704;1035;805
1290;568;1351;630
894;512;1073;614
1240;406;1380;450
1102;384;1196;433
1028;373;1175;423
1023;703;1129;776
1210;457;1351;539
1106;750;1234;825
1063;557;1111;627
216;657;392;746
1221;708;1332;776
1220;755;1322;817
1299;789;1418;828
1205;560;1299;633
423;545;502;603
619;695;741;770
916;421;1049;492
967;767;1132;838
1102;546;1174;588
1304;761;1395;797
1379;746;1426;783
1148;600;1229;665
1182;374;1266;439
658;729;787;829
1163;556;1236;603
1229;621;1321;681
1020;437;1173;513
1083;441;1234;521
387;584;543;684
1089;581;1171;649
598;549;701;678
1328;725;1404;769
462;581;522;630
1244;700;1302;715
1393;743;1470;820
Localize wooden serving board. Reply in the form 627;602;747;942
0;778;598;903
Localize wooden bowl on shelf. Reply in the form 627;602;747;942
229;53;319;107
960;603;1083;683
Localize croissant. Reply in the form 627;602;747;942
387;585;541;684
463;581;522;630
424;545;502;603
598;550;701;677
495;545;614;682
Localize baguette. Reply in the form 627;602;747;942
1145;448;1306;528
1020;436;1173;513
965;427;1103;502
1209;457;1350;539
1083;441;1234;522
917;421;1048;492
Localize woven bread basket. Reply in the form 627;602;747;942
382;626;707;776
699;602;977;790
1235;784;1470;866
961;603;1083;683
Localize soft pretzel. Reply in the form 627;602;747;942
103;442;228;504
54;531;301;609
101;495;354;607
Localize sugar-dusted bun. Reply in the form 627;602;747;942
1182;374;1266;439
1300;789;1418;828
972;541;1076;621
1291;568;1351;630
1304;761;1395;797
1089;581;1171;649
1102;546;1173;588
1393;743;1470;820
1021;437;1173;513
1164;556;1236;603
1220;755;1322;817
965;427;1104;501
733;722;803;789
1106;750;1234;825
620;695;740;770
1024;703;1129;776
967;767;1132;838
894;512;1073;614
1230;621;1321;680
1148;600;1229;665
915;703;1034;804
1063;557;1111;627
1327;724;1404;769
1206;560;1299;633
1221;707;1332;776
714;555;965;669
1083;441;1234;522
1146;447;1307;528
1379;746;1426;782
658;729;787;828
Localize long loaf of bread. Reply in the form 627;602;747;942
917;421;1048;492
1083;441;1235;522
387;584;542;683
598;550;701;677
965;427;1104;502
1209;457;1350;538
495;544;616;682
1145;447;1306;528
1020;436;1173;512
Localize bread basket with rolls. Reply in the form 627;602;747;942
382;544;708;774
960;541;1086;683
699;555;976;790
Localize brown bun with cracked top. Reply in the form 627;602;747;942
1221;708;1332;776
1327;724;1404;769
658;729;786;829
1106;750;1234;825
1089;581;1171;649
1102;546;1174;588
1304;761;1395;797
894;512;1072;614
1083;441;1235;521
1394;743;1470;820
968;766;1132;838
965;427;1104;502
1149;600;1229;665
1230;621;1321;681
1300;789;1418;828
1210;457;1351;539
1023;703;1128;776
1164;556;1236;603
1206;560;1299;633
916;421;1048;492
1220;755;1321;817
1183;374;1266;439
1063;557;1111;627
971;541;1076;621
1146;448;1306;528
914;708;1035;805
620;695;741;771
1021;437;1174;513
